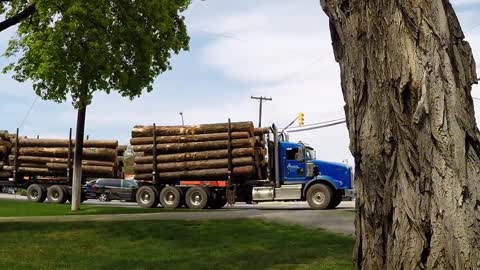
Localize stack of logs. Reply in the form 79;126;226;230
0;131;12;180
131;121;270;181
3;138;123;180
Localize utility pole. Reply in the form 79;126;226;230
179;112;184;126
251;96;272;127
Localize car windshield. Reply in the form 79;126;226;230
305;147;316;160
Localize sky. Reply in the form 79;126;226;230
0;0;479;165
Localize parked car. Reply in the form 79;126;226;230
83;178;138;202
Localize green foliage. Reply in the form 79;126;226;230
3;0;190;107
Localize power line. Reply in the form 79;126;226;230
286;117;346;129
18;95;38;129
286;120;346;133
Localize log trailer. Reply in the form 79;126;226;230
135;123;354;210
0;129;124;204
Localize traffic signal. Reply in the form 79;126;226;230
298;112;304;126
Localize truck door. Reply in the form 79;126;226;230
284;147;307;183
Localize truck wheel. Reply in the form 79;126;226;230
329;191;342;209
47;185;67;204
136;186;159;208
306;184;332;210
185;186;209;209
160;186;182;209
27;184;47;203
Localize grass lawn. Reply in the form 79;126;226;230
0;199;189;217
0;220;354;270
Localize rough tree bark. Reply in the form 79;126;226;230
320;0;479;269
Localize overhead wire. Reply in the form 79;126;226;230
18;95;38;129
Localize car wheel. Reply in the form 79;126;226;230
160;186;182;209
136;186;159;208
98;193;110;202
27;184;47;203
185;186;209;209
47;185;67;204
306;184;332;210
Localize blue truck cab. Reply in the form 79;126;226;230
251;129;354;209
278;141;354;209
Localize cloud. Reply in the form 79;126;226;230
0;0;479;165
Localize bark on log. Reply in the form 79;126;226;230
254;127;269;136
0;139;12;148
8;155;115;167
134;148;255;164
46;163;114;176
132;138;255;154
11;147;116;161
132;122;254;137
134;157;254;173
15;166;113;177
320;1;480;269
134;166;254;180
17;138;118;148
130;132;250;145
0;146;7;155
0;171;10;178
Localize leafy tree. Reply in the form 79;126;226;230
2;0;191;210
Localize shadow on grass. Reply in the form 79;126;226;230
0;220;354;270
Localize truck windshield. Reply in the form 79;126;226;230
305;147;316;160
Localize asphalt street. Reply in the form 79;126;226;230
0;193;356;235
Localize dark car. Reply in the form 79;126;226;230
83;178;138;202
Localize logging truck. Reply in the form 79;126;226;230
0;129;125;204
133;123;354;210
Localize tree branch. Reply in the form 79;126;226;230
0;4;35;32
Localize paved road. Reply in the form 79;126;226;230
0;193;356;235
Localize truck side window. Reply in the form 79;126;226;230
286;148;299;160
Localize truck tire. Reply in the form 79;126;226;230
47;185;67;204
306;183;332;210
159;186;182;209
185;186;209;209
136;186;159;208
27;184;47;203
329;191;343;209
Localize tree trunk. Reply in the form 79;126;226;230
130;132;250;145
134;157;254;173
320;1;480;269
17;138;118;148
10;147;116;160
132;138;255;154
132;122;254;137
71;105;86;211
134;148;255;164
